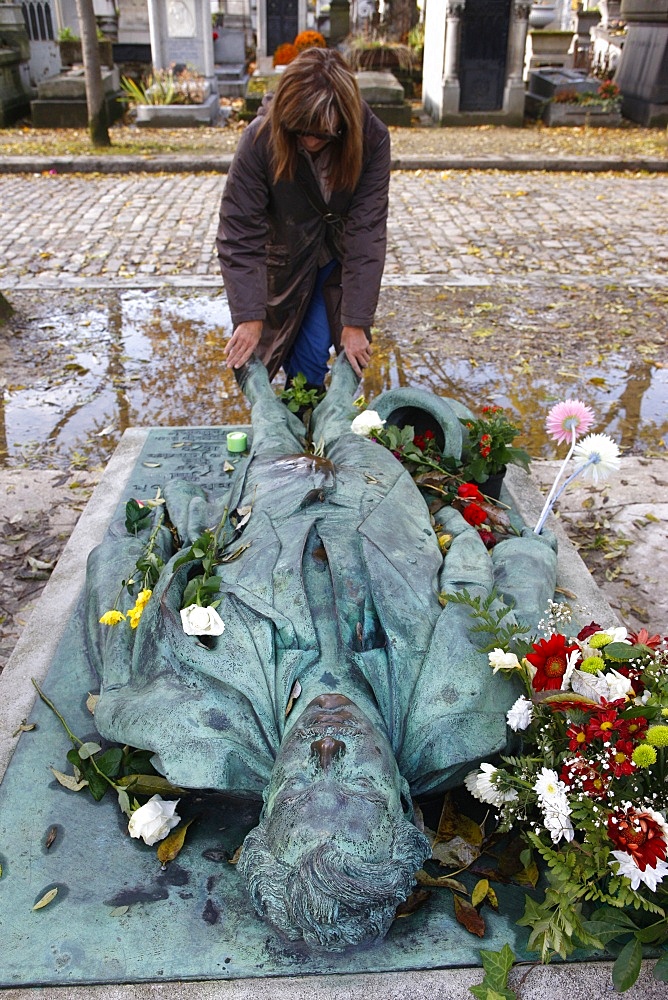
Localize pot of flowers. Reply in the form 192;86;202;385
544;80;623;126
459;405;531;500
120;66;219;127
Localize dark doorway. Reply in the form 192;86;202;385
266;0;299;58
459;0;511;111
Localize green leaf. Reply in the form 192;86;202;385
604;642;638;662
117;773;187;797
589;905;639;931
582;919;631;946
480;944;515;991
67;748;107;801
653;951;668;982
612;937;643;992
96;747;123;778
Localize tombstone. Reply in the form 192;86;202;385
422;0;531;126
0;2;32;122
19;0;60;84
213;25;248;96
146;0;214;78
614;0;668;125
356;68;412;125
255;0;306;63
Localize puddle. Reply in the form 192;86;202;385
1;289;666;470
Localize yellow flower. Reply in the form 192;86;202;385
99;610;126;626
632;744;657;768
127;606;144;630
580;655;604;675
645;725;668;748
588;633;613;649
136;589;152;609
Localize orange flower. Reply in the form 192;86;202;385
293;30;326;52
274;42;298;66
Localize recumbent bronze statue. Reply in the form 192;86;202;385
84;354;557;950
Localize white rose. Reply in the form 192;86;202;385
180;603;225;636
488;648;521;674
350;410;385;436
128;794;180;846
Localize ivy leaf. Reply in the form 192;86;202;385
612;937;643;992
480;944;515;991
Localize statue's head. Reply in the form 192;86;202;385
237;694;431;950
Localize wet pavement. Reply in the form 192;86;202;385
0;156;667;663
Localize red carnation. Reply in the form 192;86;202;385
577;621;602;641
526;633;579;692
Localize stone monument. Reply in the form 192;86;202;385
85;353;560;949
422;0;532;126
614;0;668;126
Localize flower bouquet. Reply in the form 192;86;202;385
464;607;668;991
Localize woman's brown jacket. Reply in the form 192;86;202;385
216;100;391;380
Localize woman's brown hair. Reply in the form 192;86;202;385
260;48;364;192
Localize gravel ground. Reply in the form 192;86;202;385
1;118;667;160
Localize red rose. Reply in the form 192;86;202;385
463;503;487;527
458;483;483;500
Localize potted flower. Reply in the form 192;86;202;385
544;80;622;126
459;405;531;495
120;66;219;126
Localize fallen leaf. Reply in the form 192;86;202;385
50;767;88;792
223;461;234;472
157;816;196;865
395;888;430;918
471;878;489;908
228;844;242;865
12;721;36;737
86;692;99;714
285;679;302;718
110;905;129;917
33;887;58;910
45;826;57;849
415;870;468;893
454;895;485;937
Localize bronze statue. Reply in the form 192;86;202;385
85;354;558;950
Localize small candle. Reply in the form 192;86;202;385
226;431;248;453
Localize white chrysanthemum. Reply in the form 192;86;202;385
542;805;575;845
533;767;568;805
610;851;668;892
507;696;534;732
488;648;521;674
350;409;385;436
572;433;621;483
464;763;518;808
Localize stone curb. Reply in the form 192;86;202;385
0;154;666;174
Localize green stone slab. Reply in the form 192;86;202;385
0;427;607;987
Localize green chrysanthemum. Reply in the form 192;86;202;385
632;744;657;768
645;725;668;748
580;655;605;675
588;633;613;649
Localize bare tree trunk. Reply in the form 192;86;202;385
0;291;13;325
384;0;419;40
74;0;111;147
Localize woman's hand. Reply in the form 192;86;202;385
225;320;263;370
341;326;371;378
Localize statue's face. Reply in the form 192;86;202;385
264;695;405;864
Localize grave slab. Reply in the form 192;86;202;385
0;428;663;998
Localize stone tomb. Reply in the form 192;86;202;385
0;421;657;996
614;0;668;126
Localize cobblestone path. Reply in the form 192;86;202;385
1;170;667;288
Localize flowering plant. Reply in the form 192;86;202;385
553;81;622;110
463;599;668;991
273;42;298;67
293;30;326;52
460;406;531;482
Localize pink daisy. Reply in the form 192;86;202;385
545;400;595;445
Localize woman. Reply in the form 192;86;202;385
216;47;391;387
